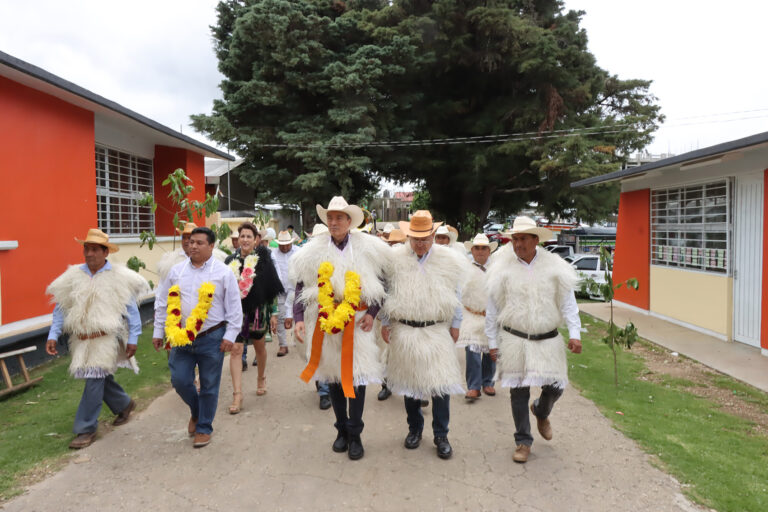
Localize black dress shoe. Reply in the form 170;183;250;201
404;431;422;449
348;435;364;460
434;436;453;459
319;395;332;410
252;358;258;366
332;432;348;453
241;360;248;372
377;386;391;401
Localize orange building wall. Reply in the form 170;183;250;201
613;189;650;309
153;146;206;235
762;169;768;351
0;76;95;324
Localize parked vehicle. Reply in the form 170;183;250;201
484;223;505;235
545;245;574;259
571;253;610;300
488;231;512;245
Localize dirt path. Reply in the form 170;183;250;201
2;344;705;512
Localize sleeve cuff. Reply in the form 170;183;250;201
568;327;582;340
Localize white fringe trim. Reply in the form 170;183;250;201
455;342;490;354
72;367;113;379
387;383;466;401
499;374;568;390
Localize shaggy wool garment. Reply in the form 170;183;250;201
47;263;149;379
486;246;579;389
383;244;469;399
456;261;492;354
289;231;390;385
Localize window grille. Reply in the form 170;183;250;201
95;146;155;236
650;180;730;274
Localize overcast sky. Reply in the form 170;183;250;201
1;0;766;158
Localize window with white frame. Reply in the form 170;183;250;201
650;180;730;274
96;146;155;236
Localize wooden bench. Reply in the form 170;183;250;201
0;346;43;398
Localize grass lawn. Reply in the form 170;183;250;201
0;325;171;501
572;313;768;512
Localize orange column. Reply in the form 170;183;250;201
613;189;650;309
761;169;768;352
0;77;95;323
153;146;206;236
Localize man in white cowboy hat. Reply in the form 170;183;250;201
379;222;395;241
485;216;582;463
380;210;467;460
457;233;498;401
434;224;467;255
288;196;389;460
272;230;299;357
46;229;149;449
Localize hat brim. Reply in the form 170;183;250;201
399;220;442;238
505;226;554;242
464;241;498;252
277;239;293;245
316;203;365;229
76;238;119;253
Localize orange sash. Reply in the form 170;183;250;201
300;304;367;398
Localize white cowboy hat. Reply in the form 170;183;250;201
399;210;442;237
75;228;119;253
464;233;498;253
316;196;365;229
277;230;293;245
264;227;276;240
310;223;329;237
383;223;394;234
504;216;554;242
435;225;458;243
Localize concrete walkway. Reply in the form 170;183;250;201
580;302;768;393
2;341;704;512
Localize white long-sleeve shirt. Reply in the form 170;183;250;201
153;255;243;342
485;252;581;349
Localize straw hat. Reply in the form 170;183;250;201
387;228;406;244
277;230;293;245
316;196;365;229
75;228;119;253
399;210;442;237
504;216;553;241
464;233;498;253
311;224;329;237
435;225;458;243
176;222;198;236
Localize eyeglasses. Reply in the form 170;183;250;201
410;237;432;244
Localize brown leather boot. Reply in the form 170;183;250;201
193;432;211;448
531;403;552;440
464;389;481;401
113;399;135;426
69;432;97;449
513;444;530;463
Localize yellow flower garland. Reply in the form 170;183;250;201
317;261;361;334
165;282;216;347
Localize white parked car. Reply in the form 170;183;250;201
571;254;610;300
545;245;574;259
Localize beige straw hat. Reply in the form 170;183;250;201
75;228;119;253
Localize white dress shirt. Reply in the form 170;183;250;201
271;245;298;310
153;255;243;342
485;251;581;349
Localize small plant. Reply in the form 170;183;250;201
585;246;639;386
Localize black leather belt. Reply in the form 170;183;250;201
398;319;438;328
197;321;227;339
502;327;558;341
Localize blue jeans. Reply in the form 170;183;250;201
168;326;226;435
405;394;450;437
465;347;496;390
73;375;132;434
316;381;329;397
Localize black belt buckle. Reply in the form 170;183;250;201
503;326;558;341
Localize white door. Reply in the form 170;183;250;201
733;173;764;347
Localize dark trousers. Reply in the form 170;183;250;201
405;394;450;438
465;348;496;390
73;375;132;434
509;385;563;446
168;326;226;435
328;383;366;437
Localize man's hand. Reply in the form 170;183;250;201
295;321;305;343
449;327;459;343
270;315;278;334
125;344;137;359
381;325;390;344
489;348;499;362
152;337;164;352
358;313;374;332
568;338;582;354
284;318;293;330
220;339;235;353
45;339;58;356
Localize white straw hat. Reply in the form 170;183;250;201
276;230;293;245
316;196;365;229
464;233;498;253
310;224;329;237
504;216;553;241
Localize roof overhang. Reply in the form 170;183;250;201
0;50;234;161
571;130;768;188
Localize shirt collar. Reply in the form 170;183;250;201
416;246;433;263
81;260;112;277
332;233;350;251
516;249;539;267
